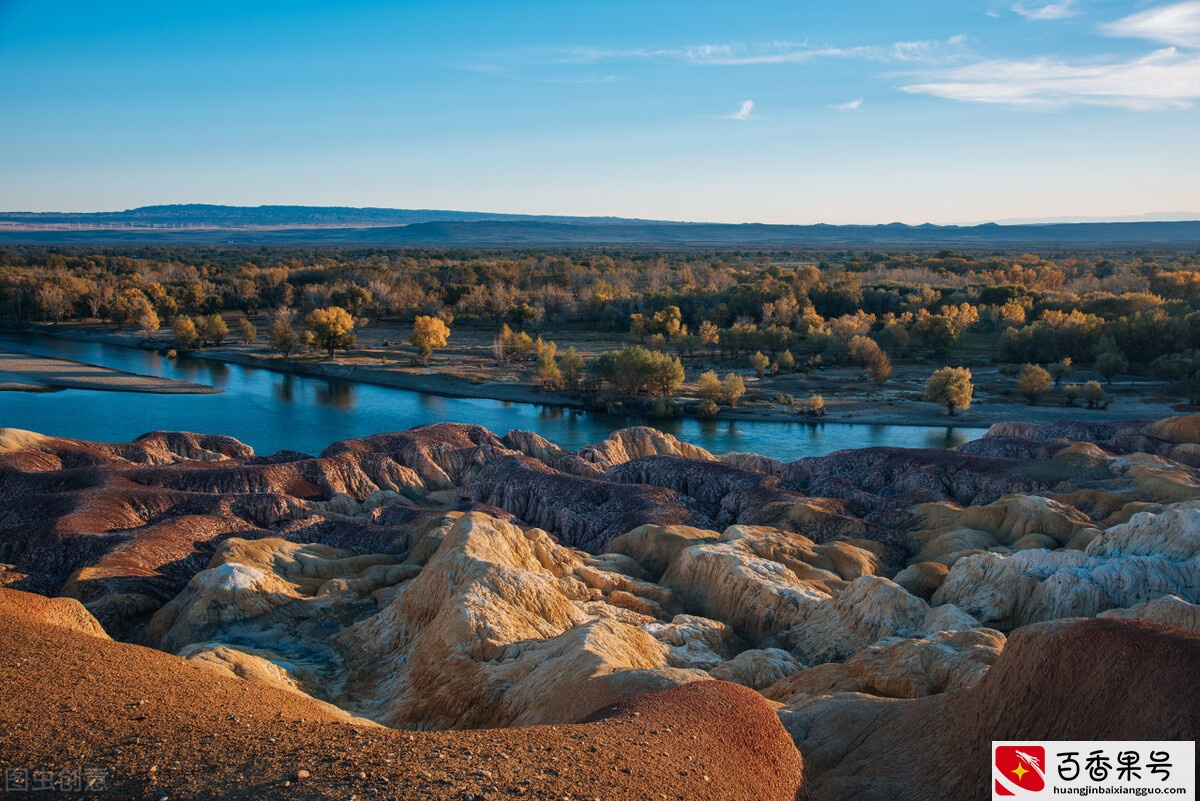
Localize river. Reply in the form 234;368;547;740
0;333;989;460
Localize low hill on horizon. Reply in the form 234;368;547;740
2;204;1199;247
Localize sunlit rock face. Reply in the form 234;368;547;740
933;507;1200;629
3;414;1199;787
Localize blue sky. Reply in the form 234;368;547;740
1;0;1197;223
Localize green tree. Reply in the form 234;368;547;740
722;372;746;407
777;350;796;373
536;347;562;389
560;346;585;388
1048;357;1074;387
410;315;451;364
1083;380;1106;409
1018;364;1053;405
1095;350;1128;384
587;346;685;398
925;366;973;416
306;306;356;357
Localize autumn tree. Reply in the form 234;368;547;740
410;315;451;364
914;303;980;352
699;321;720;356
238;317;257;345
267;312;299;359
172;315;198;349
722;372;746;407
198;313;228;346
306;306;356;357
508;331;534;361
696;369;746;408
698;370;723;404
1083;380;1106;409
749;351;770;378
777;349;796;373
1018;364;1053;405
925;366;973;416
868;353;893;383
139;305;160;341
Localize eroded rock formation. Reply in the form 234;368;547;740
3;414;1200;798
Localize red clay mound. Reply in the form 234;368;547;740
0;589;805;801
788;617;1200;800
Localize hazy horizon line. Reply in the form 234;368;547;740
2;203;1199;228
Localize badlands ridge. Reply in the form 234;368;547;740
1;419;1199;799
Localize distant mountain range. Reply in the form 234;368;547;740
2;204;1198;247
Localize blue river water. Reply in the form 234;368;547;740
0;333;988;461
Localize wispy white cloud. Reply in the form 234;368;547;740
1012;0;1079;20
901;47;1200;109
549;36;969;67
1101;1;1200;47
458;63;620;84
730;100;755;120
832;97;864;110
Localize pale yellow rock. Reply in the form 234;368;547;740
764;628;1005;703
1101;594;1200;632
0;428;48;453
916;494;1097;563
709;648;804;690
662;539;832;643
579;426;716;467
934;507;1200;628
643;614;738;670
337;512;709;729
605;524;721;577
892;562;949;600
783;576;980;664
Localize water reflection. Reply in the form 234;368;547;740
923;426;974;449
275;373;296;404
314;379;355;409
204;361;230;387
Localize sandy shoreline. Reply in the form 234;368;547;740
8;324;1186;428
0;350;221;394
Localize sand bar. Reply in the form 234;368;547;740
0;351;220;394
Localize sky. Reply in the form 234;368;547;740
0;0;1198;224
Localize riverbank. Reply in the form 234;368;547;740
12;322;1187;429
0;350;221;394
